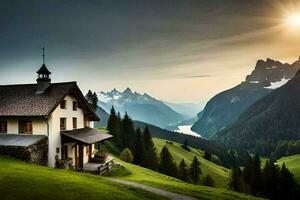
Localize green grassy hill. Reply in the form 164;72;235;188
0;154;262;200
277;154;300;183
0;156;166;200
111;157;262;200
153;138;230;188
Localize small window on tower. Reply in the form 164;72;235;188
60;100;66;109
73;117;77;129
60;118;66;131
73;101;78;111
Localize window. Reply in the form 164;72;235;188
60;100;66;109
19;121;32;134
0;121;7;133
73;101;78;111
73;117;77;129
60;118;66;131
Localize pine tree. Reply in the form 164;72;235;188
242;155;263;195
230;167;243;192
121;112;136;149
203;175;215;187
178;159;188;181
143;126;159;171
190;156;201;184
203;151;212;161
261;159;280;199
107;106;121;146
251;155;262;195
85;90;93;103
85;90;98;110
159;146;177;177
91;92;98;110
107;106;116;131
133;128;146;167
278;163;297;200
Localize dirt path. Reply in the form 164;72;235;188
106;178;198;200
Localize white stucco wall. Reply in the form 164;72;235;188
7;120;18;133
3;95;94;168
47;95;86;167
7;119;47;136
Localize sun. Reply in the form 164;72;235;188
286;14;300;27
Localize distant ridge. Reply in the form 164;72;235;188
192;58;300;139
97;88;186;129
216;65;300;157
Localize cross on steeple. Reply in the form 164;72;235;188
42;47;45;64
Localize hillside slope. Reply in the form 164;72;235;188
0;156;166;200
0;155;262;200
112;157;262;200
192;58;300;139
153;138;230;188
216;68;300;156
133;120;221;157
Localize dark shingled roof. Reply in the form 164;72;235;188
37;64;51;74
61;128;112;144
0;134;47;147
0;82;99;121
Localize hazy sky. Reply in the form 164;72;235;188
1;0;300;104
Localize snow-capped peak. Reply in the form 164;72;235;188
264;77;290;89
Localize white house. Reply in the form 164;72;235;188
0;63;112;169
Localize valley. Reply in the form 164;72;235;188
174;125;201;137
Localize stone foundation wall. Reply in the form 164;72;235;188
0;137;48;165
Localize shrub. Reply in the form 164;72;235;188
120;148;134;163
203;175;215;187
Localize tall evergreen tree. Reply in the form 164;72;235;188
190;156;201;184
261;160;280;199
251;155;262;195
178;159;188;182
203;175;215;187
230;167;244;192
278;163;297;200
91;92;98;110
143;126;159;170
85;90;93;103
133;128;147;166
85;90;98;110
121;112;136;149
203;151;212;161
242;155;263;195
107;106;121;146
159;146;177;177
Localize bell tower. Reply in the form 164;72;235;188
36;48;51;94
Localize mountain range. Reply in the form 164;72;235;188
192;58;300;139
97;88;187;129
216;66;300;157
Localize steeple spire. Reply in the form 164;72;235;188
36;48;51;94
42;47;45;64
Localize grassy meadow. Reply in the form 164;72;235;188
0;156;167;200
